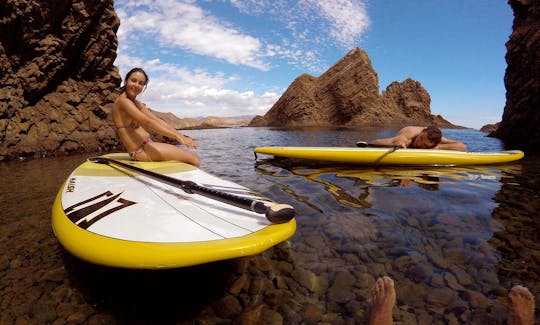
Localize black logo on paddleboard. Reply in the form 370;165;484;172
65;191;137;229
66;178;76;192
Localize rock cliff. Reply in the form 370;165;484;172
0;1;247;161
0;0;123;160
249;48;457;128
489;0;540;153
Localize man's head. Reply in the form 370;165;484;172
413;127;442;148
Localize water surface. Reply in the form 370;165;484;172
0;127;538;324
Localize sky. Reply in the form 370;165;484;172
113;0;514;129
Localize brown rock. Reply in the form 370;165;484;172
213;295;243;318
480;122;500;133
426;287;459;307
0;1;247;161
229;274;250;295
303;303;323;323
0;0;122;160
327;271;356;303
249;48;459;128
463;290;490;310
234;305;283;325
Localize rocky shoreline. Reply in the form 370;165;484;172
1;0;538;160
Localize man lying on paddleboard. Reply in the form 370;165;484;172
372;126;467;151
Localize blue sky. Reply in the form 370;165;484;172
113;0;513;129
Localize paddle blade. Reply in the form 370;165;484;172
252;202;295;223
265;204;296;224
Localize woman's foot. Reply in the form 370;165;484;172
368;276;396;325
508;285;535;325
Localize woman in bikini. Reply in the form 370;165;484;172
112;68;201;166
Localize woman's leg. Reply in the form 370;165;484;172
138;142;201;166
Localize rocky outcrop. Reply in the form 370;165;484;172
489;0;540;152
0;0;122;160
154;112;249;129
0;0;253;161
480;122;500;133
249;48;457;128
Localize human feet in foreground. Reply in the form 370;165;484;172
508;284;535;325
368;277;535;325
368;276;396;325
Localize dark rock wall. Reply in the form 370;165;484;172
490;0;540;152
0;0;122;160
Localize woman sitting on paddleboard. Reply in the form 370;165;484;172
112;68;201;166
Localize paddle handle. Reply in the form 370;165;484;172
89;157;295;224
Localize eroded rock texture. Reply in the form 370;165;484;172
0;0;122;160
249;48;457;128
490;0;540;153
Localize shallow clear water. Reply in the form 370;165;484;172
0;127;538;324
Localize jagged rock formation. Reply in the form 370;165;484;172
480;122;500;133
489;0;540;153
0;0;123;160
249;48;457;128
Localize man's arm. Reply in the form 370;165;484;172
435;137;467;151
372;127;417;148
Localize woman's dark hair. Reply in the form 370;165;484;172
119;67;149;93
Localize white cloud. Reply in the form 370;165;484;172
303;0;370;47
143;82;280;117
117;0;270;70
113;0;371;117
230;0;370;49
115;53;279;117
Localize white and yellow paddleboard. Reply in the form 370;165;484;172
254;146;524;166
52;153;296;269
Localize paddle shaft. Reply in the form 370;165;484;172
355;141;400;149
89;157;295;224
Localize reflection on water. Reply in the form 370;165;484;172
256;159;521;210
1;127;538;324
250;150;537;323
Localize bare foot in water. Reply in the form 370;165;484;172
368;276;396;325
508;285;535;325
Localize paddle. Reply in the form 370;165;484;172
355;141;400;149
88;157;295;224
355;141;401;165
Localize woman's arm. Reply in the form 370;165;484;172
138;103;199;148
117;97;199;148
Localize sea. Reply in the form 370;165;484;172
0;126;538;324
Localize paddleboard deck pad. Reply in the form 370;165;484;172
52;153;296;269
254;146;524;166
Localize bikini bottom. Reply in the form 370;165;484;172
129;138;153;161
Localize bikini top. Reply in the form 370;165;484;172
116;120;140;130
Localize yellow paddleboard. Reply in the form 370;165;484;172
254;146;524;166
52;153;296;269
